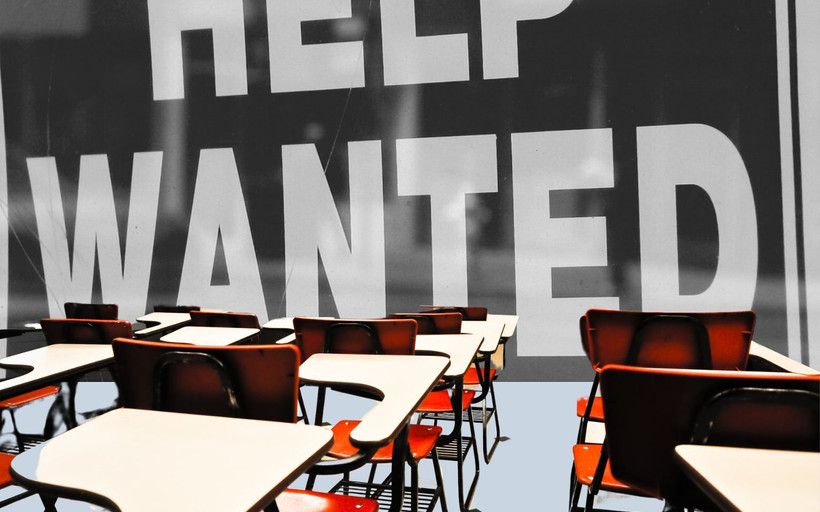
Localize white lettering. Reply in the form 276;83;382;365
381;0;469;85
27;153;163;320
147;0;247;100
637;124;758;311
797;0;820;367
480;0;572;79
177;148;267;320
283;141;385;316
512;129;619;356
396;135;498;305
267;0;364;93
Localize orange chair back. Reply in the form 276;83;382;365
292;317;417;363
583;309;755;371
189;310;260;329
41;318;133;345
420;305;488;321
600;365;820;508
64;302;118;320
389;312;462;334
112;338;300;423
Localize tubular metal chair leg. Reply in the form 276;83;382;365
462;406;480;511
480;378;502;464
409;457;419;512
41;494;58;512
8;409;25;453
365;463;378;497
584;489;596;512
305;472;317;491
449;382;480;512
298;390;310;424
469;355;503;464
431;447;448;512
569;462;582;512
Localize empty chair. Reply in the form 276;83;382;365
293;317;447;512
571;310;755;511
112;337;378;512
417;306;503;464
575;309;755;440
600;365;820;511
64;302;118;320
0;317;132;451
420;305;488;322
390;312;464;335
41;318;133;346
41;318;133;431
188;310;260;329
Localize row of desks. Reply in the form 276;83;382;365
0;313;518;511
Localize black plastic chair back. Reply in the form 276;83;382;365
391;314;439;334
324;323;383;354
690;387;820;451
64;302;118;320
152;351;242;418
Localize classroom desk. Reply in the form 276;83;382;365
261;317;335;345
415;333;483;512
10;408;334;512
0;322;42;339
415;334;483;377
133;312;191;338
674;444;820;512
0;344;113;401
484;314;518;370
748;341;820;375
460;321;504;354
300;352;450;512
485;314;518;339
300;353;450;447
160;326;260;346
261;317;297;330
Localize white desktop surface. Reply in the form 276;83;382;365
134;312;191;337
485;314;518;338
415;334;482;377
0;344;113;400
675;444;820;512
749;341;819;375
460;321;504;354
262;317;297;330
299;353;449;447
160;326;259;346
10;408;334;512
261;317;334;330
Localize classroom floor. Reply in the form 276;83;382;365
0;382;665;511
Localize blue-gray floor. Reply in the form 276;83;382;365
0;382;664;511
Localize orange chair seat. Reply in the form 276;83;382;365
0;386;61;408
275;488;378;512
417;389;475;413
0;452;15;488
576;396;605;421
463;367;496;386
329;420;441;462
572;444;644;495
